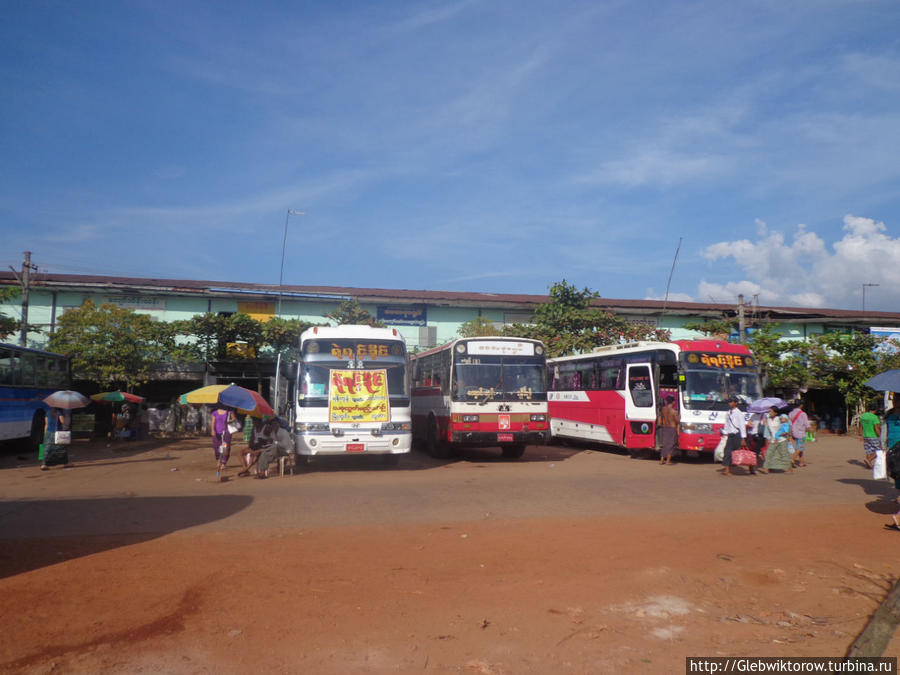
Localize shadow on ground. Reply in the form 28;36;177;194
0;494;253;577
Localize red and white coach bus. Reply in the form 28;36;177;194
547;340;762;456
410;337;549;459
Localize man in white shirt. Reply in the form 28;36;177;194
722;396;751;476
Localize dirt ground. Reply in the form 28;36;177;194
0;431;898;674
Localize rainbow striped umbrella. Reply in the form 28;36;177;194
178;384;274;418
90;391;145;404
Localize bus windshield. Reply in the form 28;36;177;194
681;367;762;410
299;339;408;407
453;356;546;402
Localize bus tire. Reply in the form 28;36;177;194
427;417;452;459
29;410;46;453
501;444;526;459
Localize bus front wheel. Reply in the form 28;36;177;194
427;418;452;459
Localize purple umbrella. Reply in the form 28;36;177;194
747;397;787;414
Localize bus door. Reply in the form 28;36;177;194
624;362;656;448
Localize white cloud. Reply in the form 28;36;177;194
698;215;900;310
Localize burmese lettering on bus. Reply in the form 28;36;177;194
410;337;549;460
548;340;762;457
292;326;411;460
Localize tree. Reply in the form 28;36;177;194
683;318;737;340
0;286;19;340
457;316;502;337
325;299;385;327
509;280;670;357
48;300;171;388
745;323;807;392
803;331;900;416
261;317;314;358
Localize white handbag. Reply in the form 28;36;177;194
713;436;726;462
54;430;72;445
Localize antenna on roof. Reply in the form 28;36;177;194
661;237;683;317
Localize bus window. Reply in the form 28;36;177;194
0;349;12;385
20;354;35;386
628;365;653;407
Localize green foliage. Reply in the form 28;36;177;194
507;280;670;357
745;323;807;391
683;318;737;338
803;331;900;412
0;286;21;340
175;313;313;360
48;300;168;388
325;299;386;327
458;316;503;337
261;316;314;357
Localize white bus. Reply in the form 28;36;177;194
410;337;549;459
293;325;411;462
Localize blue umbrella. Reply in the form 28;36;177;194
747;397;787;414
864;369;900;392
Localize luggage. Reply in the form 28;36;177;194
731;448;758;467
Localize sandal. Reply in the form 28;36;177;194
237;470;251;477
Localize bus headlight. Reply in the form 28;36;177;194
530;414;546;422
680;422;713;433
380;422;411;431
461;415;479;423
297;422;329;432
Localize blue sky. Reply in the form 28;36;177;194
2;0;900;311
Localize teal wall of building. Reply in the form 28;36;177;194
0;287;888;353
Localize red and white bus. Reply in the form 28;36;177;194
410;337;549;458
547;340;762;456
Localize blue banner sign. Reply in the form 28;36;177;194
377;305;427;326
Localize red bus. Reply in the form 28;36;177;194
410;337;549;458
547;340;762;456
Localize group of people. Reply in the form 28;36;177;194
209;406;294;481
656;395;811;475
719;397;810;476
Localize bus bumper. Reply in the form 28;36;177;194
677;431;720;453
296;433;412;456
449;430;549;446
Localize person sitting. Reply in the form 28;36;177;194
256;418;294;478
239;418;268;476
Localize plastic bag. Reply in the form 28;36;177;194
713;436;726;463
873;449;888;481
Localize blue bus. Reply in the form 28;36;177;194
0;343;71;449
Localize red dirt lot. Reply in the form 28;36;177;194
0;432;898;673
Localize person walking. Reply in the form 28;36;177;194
789;401;810;467
41;408;72;470
210;406;236;479
857;403;882;469
657;395;680;465
721;396;751;476
759;412;794;473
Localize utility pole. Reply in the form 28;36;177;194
8;251;37;347
737;293;746;344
